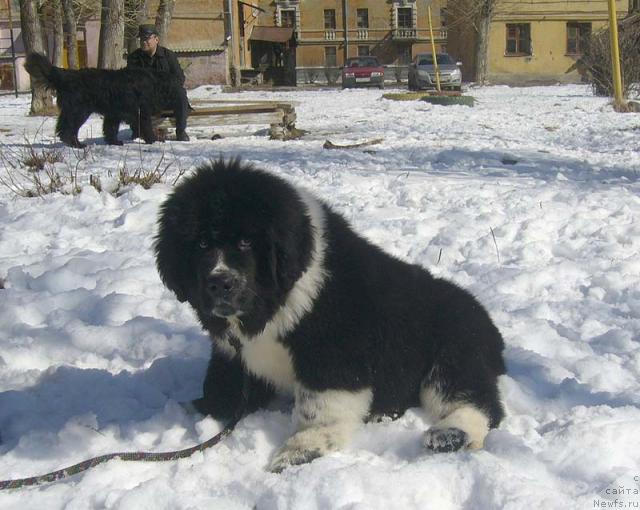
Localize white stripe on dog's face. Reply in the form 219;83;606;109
209;251;231;275
230;189;328;392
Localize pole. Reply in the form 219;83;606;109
427;5;441;92
343;0;348;64
606;0;625;109
7;0;19;97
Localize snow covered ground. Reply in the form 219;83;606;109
0;83;639;509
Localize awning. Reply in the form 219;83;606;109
249;26;294;43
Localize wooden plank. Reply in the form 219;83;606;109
156;111;284;128
154;99;298;139
191;99;300;107
188;105;285;116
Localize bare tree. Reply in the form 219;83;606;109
97;0;125;69
62;0;79;69
19;0;55;114
475;0;495;84
579;22;640;98
124;0;148;54
50;0;64;66
155;0;175;41
446;0;497;84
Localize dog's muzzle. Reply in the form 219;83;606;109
205;270;247;318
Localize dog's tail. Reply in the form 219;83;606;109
24;52;61;90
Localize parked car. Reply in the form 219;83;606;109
341;57;385;89
408;53;462;91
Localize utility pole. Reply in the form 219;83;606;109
606;0;625;110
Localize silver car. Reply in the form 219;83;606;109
408;53;462;91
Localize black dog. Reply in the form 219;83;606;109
155;160;506;472
24;52;184;147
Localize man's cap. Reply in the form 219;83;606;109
139;24;159;38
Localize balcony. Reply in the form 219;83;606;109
393;28;417;40
356;29;369;40
325;30;336;40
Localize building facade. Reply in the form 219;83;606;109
448;0;631;84
0;0;227;92
232;0;447;85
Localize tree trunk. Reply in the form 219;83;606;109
155;0;175;42
471;0;493;84
52;0;64;67
19;0;55;115
124;0;148;55
62;0;79;69
98;0;125;69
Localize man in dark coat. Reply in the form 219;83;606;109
127;24;190;141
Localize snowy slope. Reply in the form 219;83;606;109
0;84;639;509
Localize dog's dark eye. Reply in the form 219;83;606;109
238;239;252;252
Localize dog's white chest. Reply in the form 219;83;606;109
239;332;296;392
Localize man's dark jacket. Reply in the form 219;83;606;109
127;46;185;86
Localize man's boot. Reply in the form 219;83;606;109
176;129;190;142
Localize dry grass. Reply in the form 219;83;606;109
0;131;186;198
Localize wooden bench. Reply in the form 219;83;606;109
154;99;299;140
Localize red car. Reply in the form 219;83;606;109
341;57;385;89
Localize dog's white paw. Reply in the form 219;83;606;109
269;444;322;473
423;427;469;453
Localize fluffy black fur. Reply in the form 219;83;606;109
155;160;506;469
24;52;183;147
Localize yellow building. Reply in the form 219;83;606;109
449;0;630;84
231;0;447;85
144;0;228;87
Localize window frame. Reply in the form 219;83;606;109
324;9;336;30
505;23;532;56
357;8;369;29
566;22;591;55
280;8;296;29
397;7;413;29
324;46;337;67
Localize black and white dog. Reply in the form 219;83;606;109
155;160;506;472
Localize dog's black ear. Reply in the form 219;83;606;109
155;202;193;304
155;236;190;303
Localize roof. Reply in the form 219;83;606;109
249;26;294;43
169;46;225;54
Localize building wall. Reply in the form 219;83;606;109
237;0;447;85
486;18;611;84
145;0;227;86
448;0;629;85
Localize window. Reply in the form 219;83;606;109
325;47;337;67
280;9;296;28
566;22;591;55
631;0;640;12
397;8;413;28
324;9;336;30
440;8;448;28
357;46;370;56
505;23;531;55
398;46;412;64
357;9;369;29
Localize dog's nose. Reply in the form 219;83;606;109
206;273;238;297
